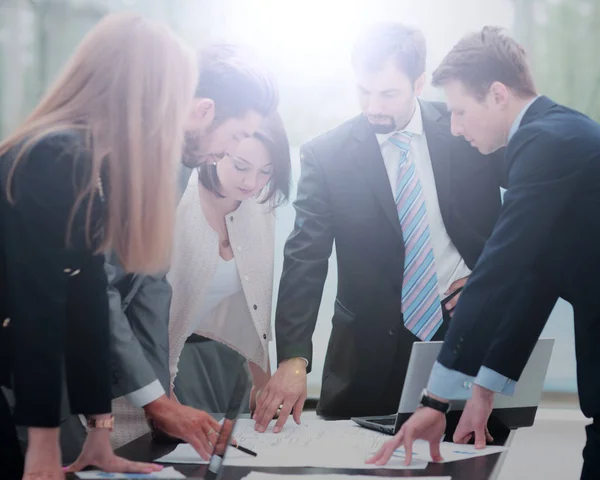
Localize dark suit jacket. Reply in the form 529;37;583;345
439;96;600;419
0;132;111;427
275;100;505;417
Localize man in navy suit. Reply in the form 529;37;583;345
368;26;600;480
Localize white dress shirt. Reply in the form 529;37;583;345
377;100;471;297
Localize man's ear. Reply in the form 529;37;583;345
489;81;510;109
187;98;215;132
413;72;427;97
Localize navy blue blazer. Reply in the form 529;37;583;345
439;96;600;418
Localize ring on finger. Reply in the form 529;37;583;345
207;427;215;436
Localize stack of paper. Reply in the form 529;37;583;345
155;418;506;470
156;419;426;469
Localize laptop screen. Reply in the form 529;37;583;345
396;338;554;429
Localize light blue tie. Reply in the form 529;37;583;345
389;131;443;341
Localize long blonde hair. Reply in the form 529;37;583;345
0;13;198;274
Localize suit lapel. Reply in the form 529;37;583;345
420;100;453;226
349;115;404;238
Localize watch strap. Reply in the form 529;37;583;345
420;390;451;414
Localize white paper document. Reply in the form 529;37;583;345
156;419;427;469
391;439;507;463
75;466;185;479
243;475;451;480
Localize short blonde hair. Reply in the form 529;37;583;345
0;13;198;274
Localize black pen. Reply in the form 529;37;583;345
233;443;258;457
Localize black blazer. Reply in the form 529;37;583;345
439;96;600;419
275;100;505;417
0;132;111;427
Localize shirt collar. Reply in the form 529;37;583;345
376;100;424;146
508;96;539;142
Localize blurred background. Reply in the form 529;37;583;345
1;0;596;401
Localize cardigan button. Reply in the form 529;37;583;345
263;333;267;339
253;305;258;310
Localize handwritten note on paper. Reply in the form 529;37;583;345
156;419;427;470
392;439;507;463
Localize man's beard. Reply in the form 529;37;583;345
366;115;397;134
181;131;225;168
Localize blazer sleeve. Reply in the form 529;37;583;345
105;259;168;406
106;165;192;405
275;145;334;371
438;128;581;378
5;133;111;427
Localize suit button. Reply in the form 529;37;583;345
388;328;396;336
2;318;10;328
253;305;258;310
263;333;267;339
229;216;234;222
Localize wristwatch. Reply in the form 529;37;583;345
419;389;451;414
86;415;115;431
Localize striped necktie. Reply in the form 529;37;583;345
389;131;443;341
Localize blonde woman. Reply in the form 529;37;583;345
0;13;197;480
167;113;291;417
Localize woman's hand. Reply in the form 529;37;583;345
248;361;272;417
22;427;64;480
249;386;260;415
65;416;163;474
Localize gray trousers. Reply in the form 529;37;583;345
174;335;251;414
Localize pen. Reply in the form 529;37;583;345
233;443;258;457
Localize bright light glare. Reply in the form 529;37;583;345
248;0;365;56
227;0;378;80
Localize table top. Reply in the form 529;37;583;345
111;427;514;480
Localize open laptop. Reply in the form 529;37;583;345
352;338;554;437
203;369;252;480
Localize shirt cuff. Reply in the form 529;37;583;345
426;361;474;400
427;362;516;400
122;379;165;408
475;366;516;396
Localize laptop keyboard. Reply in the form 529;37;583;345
372;417;396;426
